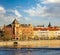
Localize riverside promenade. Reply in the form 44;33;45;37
0;40;60;48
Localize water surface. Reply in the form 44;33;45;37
0;48;60;55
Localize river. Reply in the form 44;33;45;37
0;48;60;55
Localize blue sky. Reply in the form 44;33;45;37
0;0;60;26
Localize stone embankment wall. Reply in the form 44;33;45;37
0;40;60;48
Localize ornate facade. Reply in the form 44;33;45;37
1;19;60;40
3;19;34;40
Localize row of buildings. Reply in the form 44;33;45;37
0;19;60;40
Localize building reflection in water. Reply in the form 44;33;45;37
13;50;31;55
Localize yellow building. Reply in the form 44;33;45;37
3;19;34;40
2;19;60;40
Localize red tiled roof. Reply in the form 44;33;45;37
34;27;59;31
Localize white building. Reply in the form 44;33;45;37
33;27;60;39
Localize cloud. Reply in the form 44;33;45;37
24;9;36;16
13;10;22;17
7;9;22;18
0;7;31;26
0;6;6;18
0;6;31;26
0;6;6;14
24;17;31;21
0;6;9;25
0;6;22;26
24;4;51;17
24;4;48;17
42;0;60;4
24;1;60;18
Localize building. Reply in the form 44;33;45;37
1;19;60;40
33;26;60;40
3;19;34;40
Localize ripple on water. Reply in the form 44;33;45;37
0;48;60;55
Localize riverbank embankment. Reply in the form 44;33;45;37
0;40;60;48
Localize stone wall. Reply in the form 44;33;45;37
0;40;60;48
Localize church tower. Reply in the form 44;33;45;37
48;22;52;27
12;19;20;40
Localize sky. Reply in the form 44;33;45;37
0;0;60;26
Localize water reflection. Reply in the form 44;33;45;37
0;50;32;55
0;49;60;55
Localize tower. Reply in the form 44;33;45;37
48;22;51;27
12;19;20;40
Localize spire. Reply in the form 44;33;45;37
48;22;51;27
12;19;19;24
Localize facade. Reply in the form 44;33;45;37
3;19;34;40
34;27;60;40
0;19;60;40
